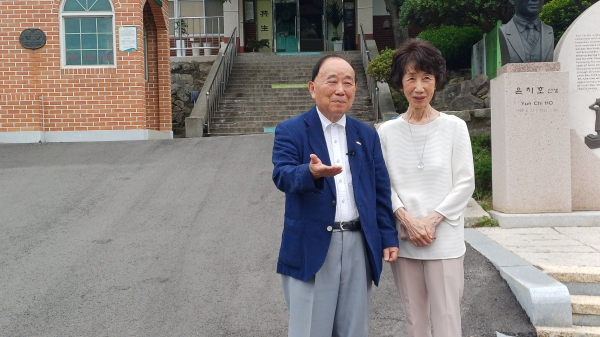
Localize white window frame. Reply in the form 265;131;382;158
59;0;117;68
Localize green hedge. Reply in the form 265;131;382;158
471;135;492;200
417;25;483;70
366;47;394;84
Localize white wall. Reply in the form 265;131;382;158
223;0;239;38
357;0;373;34
372;0;388;16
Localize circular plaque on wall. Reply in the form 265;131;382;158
20;28;46;50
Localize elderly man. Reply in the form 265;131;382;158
499;0;554;65
272;55;399;337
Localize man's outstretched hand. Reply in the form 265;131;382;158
309;154;342;179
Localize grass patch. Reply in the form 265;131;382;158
473;216;499;227
476;194;493;211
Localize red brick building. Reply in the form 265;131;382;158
0;0;172;143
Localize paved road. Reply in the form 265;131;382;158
0;134;535;336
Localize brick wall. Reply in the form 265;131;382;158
0;0;172;143
372;15;422;52
373;16;395;52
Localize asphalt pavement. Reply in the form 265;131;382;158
0;134;536;336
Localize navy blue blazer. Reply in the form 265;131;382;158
272;107;398;286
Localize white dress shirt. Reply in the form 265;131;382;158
316;108;359;222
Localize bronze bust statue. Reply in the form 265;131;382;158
499;0;555;65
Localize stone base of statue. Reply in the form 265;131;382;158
491;63;571;214
585;134;600;149
571;130;600;210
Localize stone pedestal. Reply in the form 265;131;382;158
491;63;572;213
585;134;600;149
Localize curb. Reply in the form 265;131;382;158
465;229;572;327
488;210;600;228
464;198;491;227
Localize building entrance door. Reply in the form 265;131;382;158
273;0;325;52
274;0;298;52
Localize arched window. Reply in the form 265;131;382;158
61;0;115;66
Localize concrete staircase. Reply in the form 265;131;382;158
537;267;600;337
207;52;376;136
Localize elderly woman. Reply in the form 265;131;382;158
377;39;475;337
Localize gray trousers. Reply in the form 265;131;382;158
281;231;372;337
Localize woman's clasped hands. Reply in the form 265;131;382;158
394;208;444;247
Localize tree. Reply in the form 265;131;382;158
541;0;595;44
381;0;597;49
382;0;409;47
572;0;597;10
398;0;513;32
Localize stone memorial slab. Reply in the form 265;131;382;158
491;62;571;213
554;2;600;157
472;38;486;77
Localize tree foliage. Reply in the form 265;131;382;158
366;48;395;84
398;0;513;32
397;0;598;33
572;0;597;10
417;25;484;69
540;0;593;44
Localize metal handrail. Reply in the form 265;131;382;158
206;27;238;134
359;24;380;122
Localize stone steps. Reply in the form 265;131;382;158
212;116;299;124
544;266;600;284
572;295;600;327
221;85;370;91
229;66;365;71
208;51;375;136
220;88;370;95
223;79;369;85
540;266;600;334
212;109;376;122
226;74;367;80
216;100;371;108
218;96;311;102
212;113;375;126
225;75;369;82
208;126;275;135
213;109;373;121
536;326;600;337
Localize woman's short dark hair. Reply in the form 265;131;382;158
311;55;356;83
390;39;446;89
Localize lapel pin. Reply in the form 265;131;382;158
356;141;362;146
